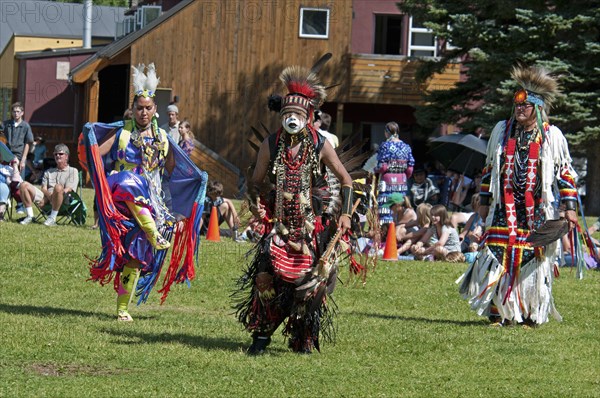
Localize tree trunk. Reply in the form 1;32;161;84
584;148;600;216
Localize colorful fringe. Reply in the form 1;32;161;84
84;122;207;304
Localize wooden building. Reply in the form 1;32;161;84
0;1;125;120
69;0;460;196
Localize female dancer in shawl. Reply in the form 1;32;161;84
375;122;414;225
457;65;584;326
86;64;206;321
235;61;355;355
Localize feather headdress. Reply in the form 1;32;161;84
278;54;329;119
132;63;160;98
511;65;559;110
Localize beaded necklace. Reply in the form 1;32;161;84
130;119;166;172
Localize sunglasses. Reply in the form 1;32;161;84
54;153;67;156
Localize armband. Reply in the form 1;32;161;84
563;200;576;211
341;184;354;217
479;194;491;206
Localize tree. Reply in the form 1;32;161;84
397;0;600;214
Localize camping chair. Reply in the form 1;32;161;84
34;171;87;226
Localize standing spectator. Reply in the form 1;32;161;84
458;65;580;327
161;104;181;144
314;111;339;148
178;120;195;156
408;164;440;206
1;102;34;175
375;121;415;225
18;144;79;226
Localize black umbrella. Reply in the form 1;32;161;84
428;133;488;177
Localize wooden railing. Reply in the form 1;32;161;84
348;54;460;105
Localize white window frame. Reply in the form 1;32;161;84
408;16;437;57
139;6;162;28
123;16;135;35
299;7;330;39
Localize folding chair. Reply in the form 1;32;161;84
34;171;87;226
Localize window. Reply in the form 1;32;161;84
408;16;437;57
374;15;403;55
138;6;161;28
299;7;329;39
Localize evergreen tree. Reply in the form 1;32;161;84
398;1;600;213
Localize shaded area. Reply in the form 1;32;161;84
99;328;277;354
0;303;153;321
347;310;484;327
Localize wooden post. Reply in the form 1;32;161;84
85;72;99;123
336;103;344;142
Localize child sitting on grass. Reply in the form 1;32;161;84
410;204;465;262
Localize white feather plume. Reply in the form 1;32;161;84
144;63;160;94
131;63;147;95
131;63;160;96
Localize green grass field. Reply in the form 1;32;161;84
1;188;599;397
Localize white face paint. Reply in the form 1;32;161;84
282;113;306;135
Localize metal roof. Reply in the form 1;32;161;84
0;0;126;55
70;0;194;81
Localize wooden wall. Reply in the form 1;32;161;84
189;140;240;198
128;0;353;173
348;54;460;105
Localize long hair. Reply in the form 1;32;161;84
430;204;451;227
385;121;399;137
416;203;432;228
179;120;194;140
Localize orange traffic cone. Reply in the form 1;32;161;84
205;206;221;242
382;222;398;261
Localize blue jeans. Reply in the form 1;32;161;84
0;182;9;203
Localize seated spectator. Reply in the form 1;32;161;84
200;180;241;241
448;170;471;211
239;203;267;243
398;203;432;255
408;164;440;206
0;159;16;221
19;143;79;226
459;194;485;262
178;121;195;157
380;192;417;243
25;135;46;183
463;171;482;211
587;216;600;247
410;204;464;262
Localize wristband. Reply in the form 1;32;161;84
341;184;353;217
563;200;576;211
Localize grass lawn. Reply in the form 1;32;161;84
1;188;599;397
